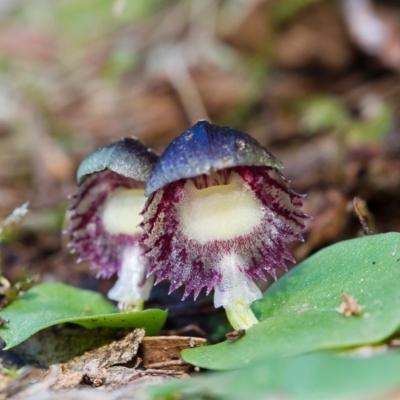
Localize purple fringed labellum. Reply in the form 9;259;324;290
67;138;158;311
141;121;309;328
69;170;143;278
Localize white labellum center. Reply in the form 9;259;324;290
101;188;145;235
178;172;263;243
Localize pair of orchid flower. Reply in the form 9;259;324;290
67;121;308;330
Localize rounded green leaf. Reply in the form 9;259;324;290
183;232;400;369
0;283;167;349
151;351;400;400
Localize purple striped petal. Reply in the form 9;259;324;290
141;165;309;304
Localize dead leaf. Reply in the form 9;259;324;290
295;189;349;260
343;0;400;71
139;336;206;372
336;293;362;317
353;197;374;235
54;329;145;389
104;365;186;388
225;329;246;342
275;3;353;71
51;372;83;390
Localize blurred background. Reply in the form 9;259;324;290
0;0;400;308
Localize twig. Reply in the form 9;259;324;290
189;0;218;48
163;46;210;123
145;359;188;369
353;197;374;235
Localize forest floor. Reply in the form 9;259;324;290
1;1;400;398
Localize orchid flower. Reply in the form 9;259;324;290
67;138;158;311
141;121;308;329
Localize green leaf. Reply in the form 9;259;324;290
183;232;400;369
347;101;393;144
0;283;167;349
299;95;350;134
272;0;322;24
151;351;400;400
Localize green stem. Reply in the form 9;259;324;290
225;303;259;330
